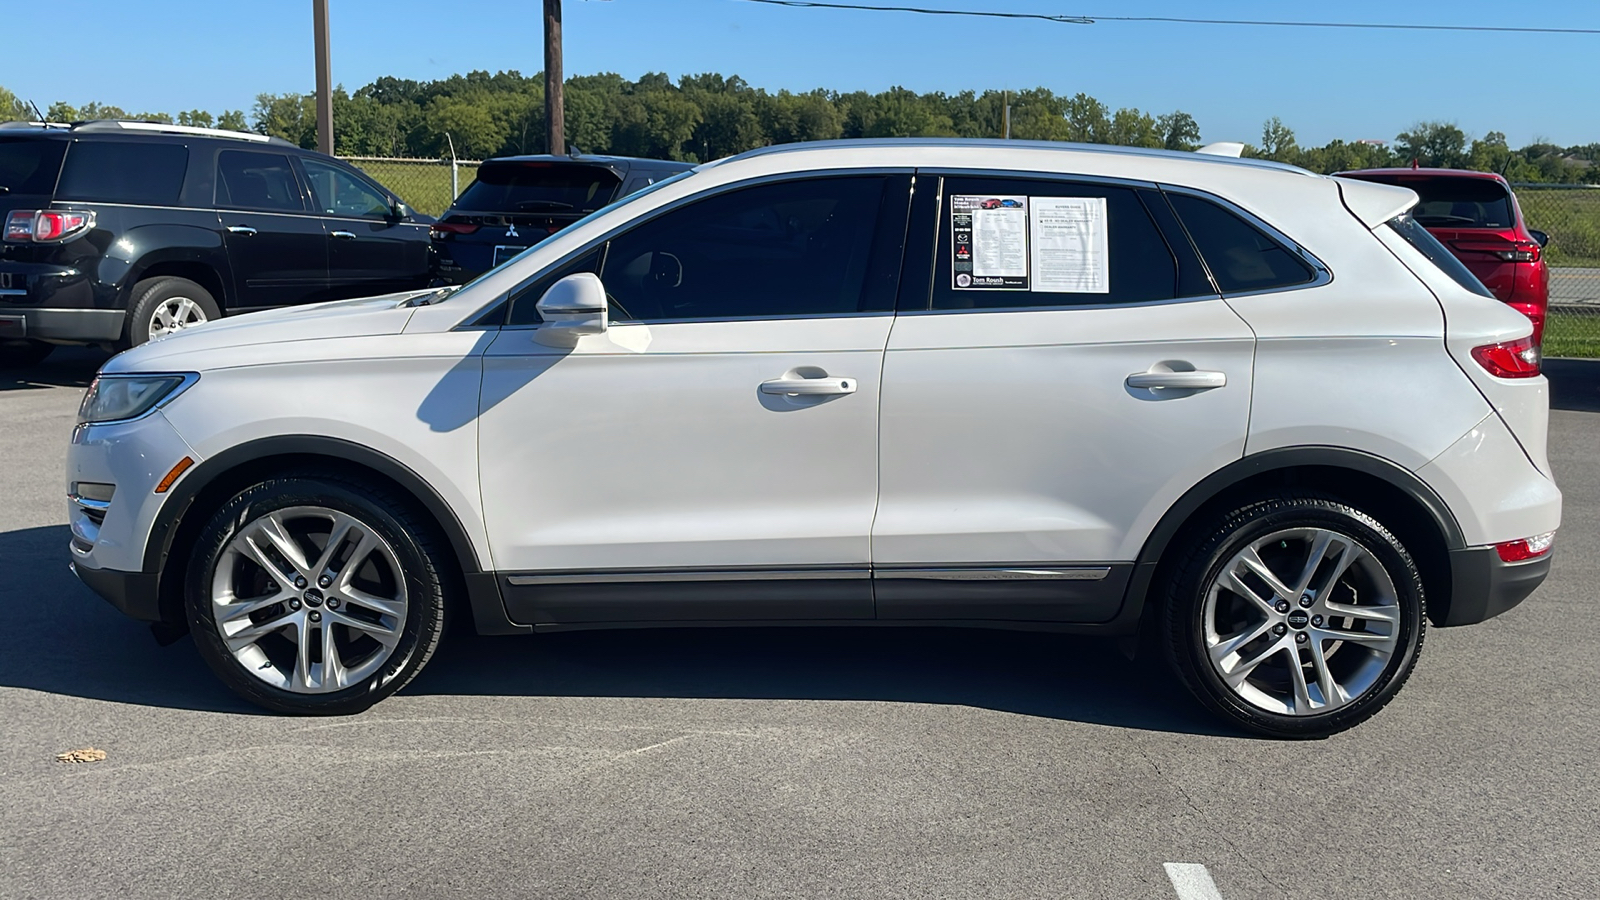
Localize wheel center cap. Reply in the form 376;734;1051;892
1287;610;1310;629
302;588;325;608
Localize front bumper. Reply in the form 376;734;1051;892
0;307;125;342
1442;546;1551;626
70;561;164;622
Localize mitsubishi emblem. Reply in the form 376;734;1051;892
505;223;520;239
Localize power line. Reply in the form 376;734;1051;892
734;0;1600;35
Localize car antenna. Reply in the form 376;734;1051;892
567;144;582;158
27;99;46;122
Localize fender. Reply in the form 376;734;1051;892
144;434;524;634
1115;445;1466;632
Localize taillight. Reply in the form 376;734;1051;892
1453;240;1540;263
1471;336;1542;378
429;221;479;239
3;209;94;243
1495;532;1554;563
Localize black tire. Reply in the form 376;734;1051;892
124;276;221;348
185;471;449;715
1162;495;1426;739
0;339;54;369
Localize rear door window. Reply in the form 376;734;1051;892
216;150;306;212
1387;215;1495;298
0;139;66;196
931;177;1185;309
57;141;189;205
1166;192;1316;294
455;163;621;214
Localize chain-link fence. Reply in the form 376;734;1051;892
1515;184;1600;358
340;156;481;218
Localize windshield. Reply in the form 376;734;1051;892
454;162;622;214
436;169;698;301
1387;214;1495;298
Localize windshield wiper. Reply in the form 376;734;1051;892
515;200;575;211
408;284;462;307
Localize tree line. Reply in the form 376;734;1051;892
5;74;1597;183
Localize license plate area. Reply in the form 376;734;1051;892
493;245;528;267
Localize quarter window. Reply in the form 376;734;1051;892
301;159;393;218
57;141;189;206
932;178;1182;310
1166;192;1315;294
216;150;305;212
598;176;890;321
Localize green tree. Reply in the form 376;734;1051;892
1260;116;1298;161
1395;121;1467;168
1157;111;1201;151
0;86;31;122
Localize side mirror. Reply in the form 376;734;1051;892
1528;229;1549;248
533;272;608;348
390;200;409;219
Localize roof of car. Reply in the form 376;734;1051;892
715;137;1318;177
0;119;298;147
1337;167;1509;184
481;154;695;169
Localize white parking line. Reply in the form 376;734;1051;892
1164;863;1226;900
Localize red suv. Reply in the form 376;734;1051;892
1336;169;1549;344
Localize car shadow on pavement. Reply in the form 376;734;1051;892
3;521;1233;735
0;524;254;714
1546;358;1600;413
0;346;111;392
407;625;1237;738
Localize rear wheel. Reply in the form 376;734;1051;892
125;276;221;347
185;472;449;714
1162;496;1426;738
0;340;54;369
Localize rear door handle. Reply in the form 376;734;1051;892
330;230;357;240
760;376;857;396
225;225;257;236
1126;370;1227;390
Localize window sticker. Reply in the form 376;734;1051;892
951;195;1029;290
1029;196;1109;293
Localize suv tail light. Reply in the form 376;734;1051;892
1495;532;1554;562
1470;336;1541;378
430;221;479;239
1452;239;1540;263
4;209;94;243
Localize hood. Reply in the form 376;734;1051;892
105;289;430;373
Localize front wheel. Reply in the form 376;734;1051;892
1162;496;1426;738
185;472;449;714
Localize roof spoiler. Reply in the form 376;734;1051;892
1333;177;1418;228
1195;142;1246;158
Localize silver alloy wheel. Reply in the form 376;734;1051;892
210;506;408;694
147;295;208;340
1202;527;1401;716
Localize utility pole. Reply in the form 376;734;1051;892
313;0;334;155
544;0;565;155
1002;90;1011;139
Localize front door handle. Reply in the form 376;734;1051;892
225;225;257;236
330;230;357;240
1126;370;1227;390
760;376;857;396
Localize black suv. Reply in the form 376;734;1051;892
0;120;434;366
430;154;693;283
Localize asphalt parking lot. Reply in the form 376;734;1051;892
2;348;1597;900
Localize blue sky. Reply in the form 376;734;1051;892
3;0;1598;148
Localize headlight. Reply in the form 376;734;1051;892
77;373;197;425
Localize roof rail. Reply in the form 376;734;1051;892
0;121;72;131
69;120;293;146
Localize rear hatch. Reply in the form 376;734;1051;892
431;160;623;276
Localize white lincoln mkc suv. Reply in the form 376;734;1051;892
66;139;1559;737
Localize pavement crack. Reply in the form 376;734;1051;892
1126;734;1293;900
